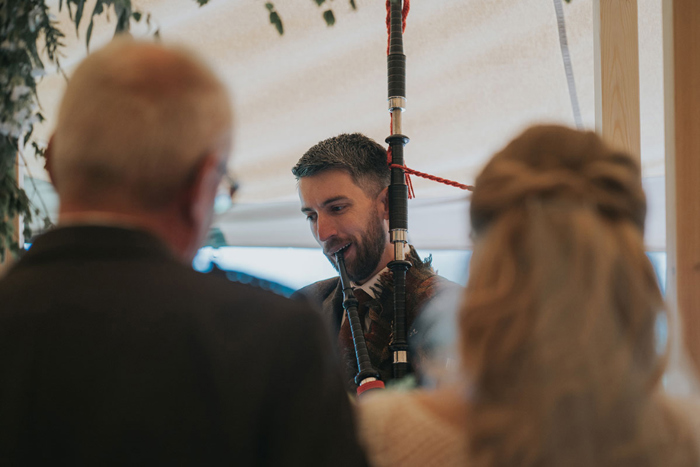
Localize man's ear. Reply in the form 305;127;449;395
179;154;221;226
45;136;57;190
378;186;389;220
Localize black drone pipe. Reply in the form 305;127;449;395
386;0;411;380
336;251;385;396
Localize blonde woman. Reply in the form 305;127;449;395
358;125;700;467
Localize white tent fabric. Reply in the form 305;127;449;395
29;0;665;249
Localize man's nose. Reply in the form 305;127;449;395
315;215;337;243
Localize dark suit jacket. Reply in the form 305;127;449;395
0;226;367;467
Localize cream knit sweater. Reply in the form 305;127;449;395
357;388;469;467
357;389;700;467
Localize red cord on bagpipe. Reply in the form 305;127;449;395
385;0;474;198
391;163;475;192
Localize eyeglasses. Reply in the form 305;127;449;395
214;172;239;214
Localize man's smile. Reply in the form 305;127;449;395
325;242;352;257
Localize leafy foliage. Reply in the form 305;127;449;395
0;0;148;260
60;0;140;49
323;10;335;27
0;0;357;261
0;0;176;261
265;3;284;36
264;0;359;36
0;0;65;259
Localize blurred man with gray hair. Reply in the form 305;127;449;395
0;39;367;466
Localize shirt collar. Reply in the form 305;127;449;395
351;268;386;299
350;244;410;299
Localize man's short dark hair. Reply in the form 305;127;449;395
292;133;390;196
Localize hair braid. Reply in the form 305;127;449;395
461;125;695;467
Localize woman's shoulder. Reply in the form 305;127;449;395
647;392;700;465
357;388;469;467
661;394;700;437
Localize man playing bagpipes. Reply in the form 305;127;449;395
291;133;458;392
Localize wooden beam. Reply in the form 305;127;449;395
593;0;641;160
664;0;700;374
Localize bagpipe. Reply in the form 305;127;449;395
385;0;412;383
336;0;410;397
341;0;472;396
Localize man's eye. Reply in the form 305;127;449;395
306;214;317;222
330;205;345;213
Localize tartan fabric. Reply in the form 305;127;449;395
336;247;444;391
293;246;450;393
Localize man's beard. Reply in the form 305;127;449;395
328;213;387;283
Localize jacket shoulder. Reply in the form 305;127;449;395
291;277;339;304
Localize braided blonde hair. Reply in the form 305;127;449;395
462;125;696;467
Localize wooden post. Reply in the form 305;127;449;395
593;0;641;160
664;0;700;375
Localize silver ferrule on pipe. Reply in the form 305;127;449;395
391;229;408;261
390;229;407;243
394;243;406;261
388;96;407;111
388;97;406;136
391;109;402;136
393;350;408;363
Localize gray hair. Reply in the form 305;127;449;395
292;133;390;196
51;38;232;208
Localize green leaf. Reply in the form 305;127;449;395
196;0;210;5
270;11;283;35
314;0;326;6
86;20;94;49
205;227;227;248
113;0;124;18
265;2;274;12
349;0;356;10
132;11;142;21
75;0;86;33
86;0;103;50
323;9;335;26
113;0;132;34
116;9;131;34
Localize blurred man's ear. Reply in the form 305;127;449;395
378;186;389;220
180;154;221;228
